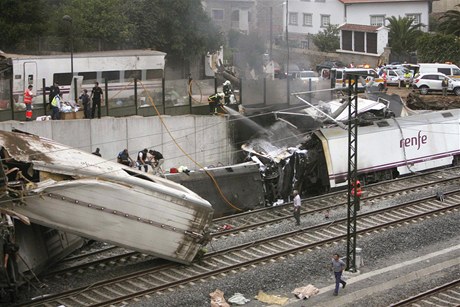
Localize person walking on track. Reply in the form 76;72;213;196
293;190;301;226
331;253;347;295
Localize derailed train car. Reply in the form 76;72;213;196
314;109;460;190
0;218;84;300
0;130;213;274
251;110;460;200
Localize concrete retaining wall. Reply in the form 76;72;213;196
0;115;234;170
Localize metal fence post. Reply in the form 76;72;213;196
239;78;243;105
263;77;267;106
189;74;193;114
134;78;138;115
214;77;218;94
9;79;14;120
104;78;109;117
162;77;166;114
42;78;47;115
73;77;78;105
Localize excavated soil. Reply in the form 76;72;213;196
386;87;460;110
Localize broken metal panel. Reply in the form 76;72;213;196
166;162;265;218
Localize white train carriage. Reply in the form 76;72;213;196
0;49;165;109
0;130;213;265
314;110;460;189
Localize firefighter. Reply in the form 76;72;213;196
23;85;34;121
208;92;224;115
223;80;233;105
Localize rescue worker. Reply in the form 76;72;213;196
223;80;233;105
403;70;412;89
442;77;449;96
117;149;133;166
351;180;362;210
148;149;164;175
137;148;149;172
51;93;61;120
208;92;224;115
24;85;34;121
382;70;388;92
293;189;301;226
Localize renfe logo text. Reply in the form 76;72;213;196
400;130;427;150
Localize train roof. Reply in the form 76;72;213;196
0;49;166;61
316;109;460;140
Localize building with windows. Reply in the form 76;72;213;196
203;0;256;34
273;0;435;54
203;0;435;58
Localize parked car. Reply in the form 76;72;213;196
315;60;345;73
292;70;319;82
386;69;405;86
412;72;460;96
278;64;301;79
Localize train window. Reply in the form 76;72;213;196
78;72;97;84
124;70;141;81
146;69;163;80
53;73;73;85
15;75;21;79
102;71;120;83
441;112;453;118
376;121;389;127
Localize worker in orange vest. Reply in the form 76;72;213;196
351;180;362;210
24;85;34;121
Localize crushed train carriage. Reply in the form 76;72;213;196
0;130;214;275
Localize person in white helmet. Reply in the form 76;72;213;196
223;80;233;105
207;92;224;115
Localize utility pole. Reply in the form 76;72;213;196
346;73;359;272
270;6;273;60
285;0;290;105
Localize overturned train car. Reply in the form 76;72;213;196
260;110;460;200
0;130;214;270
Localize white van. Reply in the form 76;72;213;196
331;68;383;91
418;63;460;79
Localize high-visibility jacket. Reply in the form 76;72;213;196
352;187;362;198
24;89;33;104
51;95;61;108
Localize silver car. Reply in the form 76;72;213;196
412;72;460;96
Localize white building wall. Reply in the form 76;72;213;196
346;3;429;31
286;0;344;36
285;0;430;37
377;28;389;55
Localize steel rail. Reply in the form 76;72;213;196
20;191;460;306
41;168;460;279
390;278;460;306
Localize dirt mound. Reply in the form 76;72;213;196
381;86;460;110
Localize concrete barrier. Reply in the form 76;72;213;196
0;115;234;171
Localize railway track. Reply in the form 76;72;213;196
211;166;460;236
390;278;460;306
42;166;460;279
20;189;460;306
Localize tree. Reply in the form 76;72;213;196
126;0;223;60
0;0;47;52
312;24;339;52
386;16;423;61
416;33;460;63
50;0;135;52
438;5;460;37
